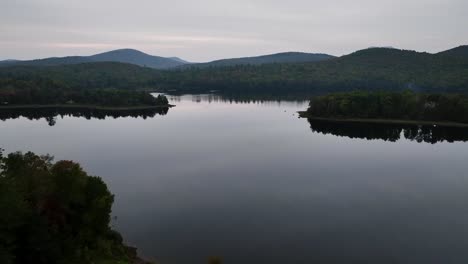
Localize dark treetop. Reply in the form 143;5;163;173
0;150;151;264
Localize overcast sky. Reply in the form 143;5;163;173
1;0;467;62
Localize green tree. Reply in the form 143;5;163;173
0;151;132;264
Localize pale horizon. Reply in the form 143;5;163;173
1;0;468;62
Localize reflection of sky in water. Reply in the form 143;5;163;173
1;94;468;264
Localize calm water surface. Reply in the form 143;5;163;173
1;94;468;264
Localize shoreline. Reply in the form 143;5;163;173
0;104;175;111
297;111;468;128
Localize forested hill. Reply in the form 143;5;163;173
183;52;335;68
156;47;468;93
436;45;468;58
1;46;468;94
0;49;189;69
0;62;159;90
304;91;468;125
0;62;171;106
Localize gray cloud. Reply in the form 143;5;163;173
1;0;467;62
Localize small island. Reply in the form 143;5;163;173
299;91;468;127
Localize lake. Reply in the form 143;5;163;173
1;93;468;264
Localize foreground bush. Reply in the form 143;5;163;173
0;150;135;264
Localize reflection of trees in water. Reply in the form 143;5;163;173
307;118;468;144
0;107;169;126
164;91;311;105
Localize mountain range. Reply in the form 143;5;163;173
182;52;335;68
3;46;467;70
1;45;467;95
0;49;336;69
0;49;188;69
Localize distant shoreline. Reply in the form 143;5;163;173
0;104;174;111
297;111;468;128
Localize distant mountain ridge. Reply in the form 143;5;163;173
2;46;468;71
155;45;468;93
0;49;190;69
1;45;468;95
0;50;336;69
184;52;335;68
168;57;189;63
436;45;468;58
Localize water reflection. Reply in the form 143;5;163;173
2;93;468;264
0;107;169;126
163;92;309;106
307;118;468;143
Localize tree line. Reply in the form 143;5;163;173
0;62;169;107
1;47;468;98
156;48;468;94
0;82;169;107
306;90;468;124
